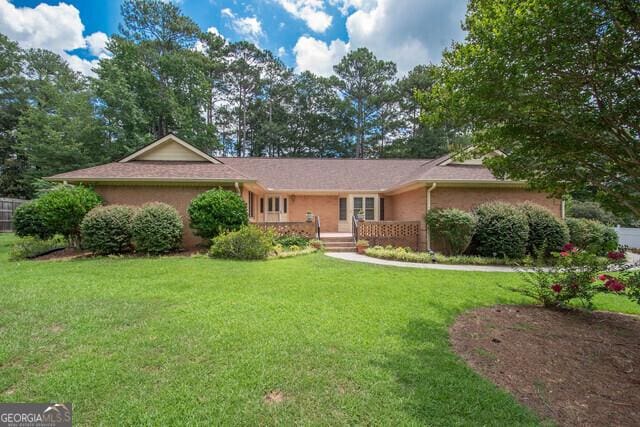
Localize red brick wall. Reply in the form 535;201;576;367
94;184;234;248
388;187;427;249
430;187;562;217
288;195;339;232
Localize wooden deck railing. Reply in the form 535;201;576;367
255;221;316;238
355;220;420;250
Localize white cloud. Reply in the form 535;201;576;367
277;46;286;57
294;0;466;76
206;26;222;37
0;0;105;76
275;0;332;33
345;0;466;73
221;8;263;43
231;16;263;39
85;31;110;59
293;36;349;76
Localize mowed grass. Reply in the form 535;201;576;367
0;233;638;426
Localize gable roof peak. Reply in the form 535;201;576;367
119;134;222;164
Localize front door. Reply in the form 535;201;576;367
264;195;288;222
347;195;377;232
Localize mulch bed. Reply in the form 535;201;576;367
33;248;203;261
450;305;640;426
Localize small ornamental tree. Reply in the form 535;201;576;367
518;202;570;255
425;208;477;255
188;189;248;240
471;202;529;258
131;203;183;254
81;205;136;255
515;244;640;310
36;184;102;247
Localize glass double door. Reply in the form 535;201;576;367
352;196;375;221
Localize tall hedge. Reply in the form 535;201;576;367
132;202;183;254
425;208;477;255
188;189;248;240
81;205;136;255
518;202;570;255
566;218;618;255
471;202;530;258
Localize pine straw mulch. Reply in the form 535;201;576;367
450;305;640;427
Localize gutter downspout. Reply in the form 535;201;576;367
426;183;437;252
234;182;241;195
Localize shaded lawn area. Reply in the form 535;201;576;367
1;234;638;425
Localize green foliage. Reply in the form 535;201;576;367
9;235;65;261
424;0;640;216
471;202;529;258
131;202;183;254
36;185;102;245
81;205;136;255
425;208;477;255
365;245;529;266
187;189;248;240
13;200;51;239
209;226;274;260
275;234;309;248
518;202;569;255
568;200;618;225
566;218;618;255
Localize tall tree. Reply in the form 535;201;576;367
424;0;640;215
95;0;215;155
332;48;397;157
0;34;28;197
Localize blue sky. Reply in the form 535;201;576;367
1;0;467;76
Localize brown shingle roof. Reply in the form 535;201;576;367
49;161;251;182
49;156;515;190
221;157;437;191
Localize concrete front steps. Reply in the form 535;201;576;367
321;235;356;252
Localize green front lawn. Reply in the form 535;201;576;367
1;233;637;425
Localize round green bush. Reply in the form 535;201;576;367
471;202;530;258
131;202;183;254
518;202;570;255
566;218;618;255
425;208;477;255
209;226;274;260
188;189;248;240
13;200;52;240
81;205;136;255
35;184;102;245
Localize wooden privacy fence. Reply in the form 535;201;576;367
255;221;316;238
0;198;27;232
357;220;421;250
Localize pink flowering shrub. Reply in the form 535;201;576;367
513;243;640;309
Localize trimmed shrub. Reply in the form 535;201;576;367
36;184;102;246
188;189;248;240
276;234;309;248
209;226;274;260
81;205;136;255
568;200;617;225
13;200;52;240
425;208;477;255
131;202;183;254
471;202;529;258
518;202;570;255
9;235;66;261
566;218;618;255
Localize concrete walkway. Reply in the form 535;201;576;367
326;252;640;273
325;252;524;272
